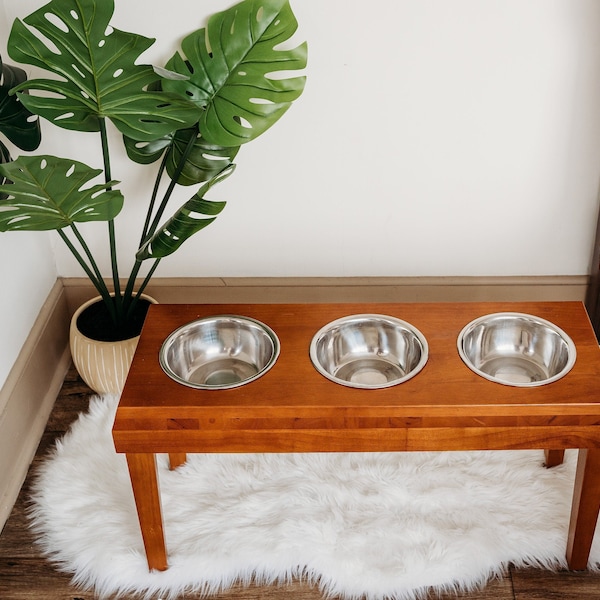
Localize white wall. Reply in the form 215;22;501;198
0;233;57;386
1;1;600;299
0;5;58;389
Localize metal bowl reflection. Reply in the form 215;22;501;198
457;312;576;387
309;314;428;389
159;315;280;389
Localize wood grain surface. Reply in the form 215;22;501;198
114;302;600;456
2;366;600;598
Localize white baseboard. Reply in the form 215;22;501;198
0;274;589;532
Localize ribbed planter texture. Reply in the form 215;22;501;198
69;294;157;395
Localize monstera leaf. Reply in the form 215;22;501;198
162;0;307;148
167;131;239;187
0;143;10;198
7;0;198;140
137;164;234;259
1;52;42;194
125;128;239;186
125;126;240;189
0;54;41;153
0;155;123;231
0;144;10;165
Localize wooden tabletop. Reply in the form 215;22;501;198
113;301;600;454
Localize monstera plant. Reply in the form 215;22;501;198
0;0;306;391
0;53;41;182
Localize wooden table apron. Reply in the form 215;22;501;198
112;301;600;573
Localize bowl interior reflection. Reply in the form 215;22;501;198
310;314;428;389
457;312;576;387
159;315;279;389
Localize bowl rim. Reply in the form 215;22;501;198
456;311;577;387
159;314;281;390
309;313;429;389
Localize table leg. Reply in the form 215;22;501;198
544;449;565;467
566;449;600;570
126;453;168;571
169;453;187;470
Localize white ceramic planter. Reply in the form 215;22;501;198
69;294;156;395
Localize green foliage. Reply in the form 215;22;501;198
0;55;41;152
162;0;307;148
0;0;307;333
0;53;42;191
0;155;123;231
124;128;240;186
137;165;234;260
8;0;199;139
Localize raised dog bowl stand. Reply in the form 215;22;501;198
112;301;600;572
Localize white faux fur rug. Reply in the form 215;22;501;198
29;396;600;600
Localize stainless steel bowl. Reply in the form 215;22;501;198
457;312;576;387
309;314;428;389
159;315;280;389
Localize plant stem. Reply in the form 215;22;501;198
136;259;161;298
58;228;117;323
144;128;197;241
70;224;109;292
124;128;196;313
124;258;161;321
99;117;123;321
123;258;143;307
139;152;169;247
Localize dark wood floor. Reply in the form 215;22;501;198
2;367;600;599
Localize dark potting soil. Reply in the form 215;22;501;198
76;298;152;342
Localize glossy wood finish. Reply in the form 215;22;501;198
168;452;187;470
585;207;600;341
567;449;600;569
125;453;167;571
4;365;600;599
112;301;600;572
544;449;566;468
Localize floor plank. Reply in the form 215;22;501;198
1;365;600;599
0;557;99;600
435;576;514;599
511;567;600;599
